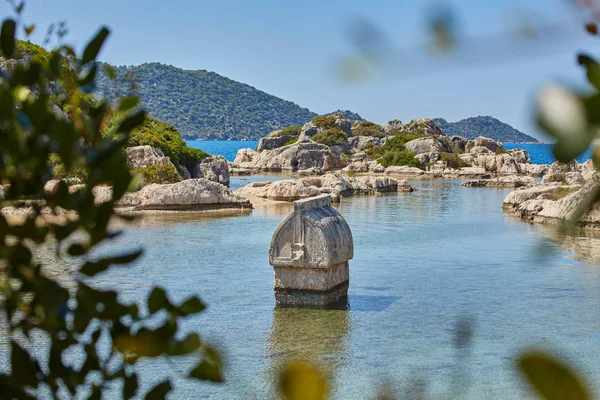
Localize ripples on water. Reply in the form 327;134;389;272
11;177;600;399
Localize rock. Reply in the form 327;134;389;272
547;160;580;175
474;153;522;174
502;184;568;208
126;146;177;171
124;179;251;211
342;160;384;174
508;149;530;164
470;136;503;153
347;136;385;150
449;136;469;153
236;173;413;202
192;156;230;186
383;119;405;133
335;118;352;136
384;166;425;175
404;137;451;154
300;121;319;137
256;136;296;152
180;166;192;180
581;160;596;181
269;194;354;307
461;175;536;188
232;142;346;172
404;118;446;136
468;146;492;155
519;163;548;177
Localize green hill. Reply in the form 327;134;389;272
95;62;320;140
434;116;539;143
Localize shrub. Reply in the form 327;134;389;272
284;137;298;146
439;152;471;169
364;143;383;159
545;172;567;184
353;123;385;138
135;164;181;185
273;125;301;138
311;115;337;129
49;153;88;181
312;127;348;146
379;149;423;169
495;148;509;154
105;114;209;174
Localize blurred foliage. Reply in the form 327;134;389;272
135;164;181;185
0;5;221;399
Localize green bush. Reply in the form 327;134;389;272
49;154;88;181
105;114;209;174
353;122;384;138
311;115;337;129
363;143;383;159
379;149;422;169
312;127;348;146
273;125;302;138
284;137;298;146
439;152;471;169
545;172;568;184
135;164;181;185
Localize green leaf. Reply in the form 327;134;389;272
79;250;143;276
1;19;17;58
578;54;600;91
118;96;140;112
177;296;206;316
144;381;172;399
188;346;224;383
167;333;201;356
148;287;170;314
123;373;138;399
24;24;35;36
518;352;591;400
117;110;146;133
78;64;98;88
82;27;110;64
105;64;117;80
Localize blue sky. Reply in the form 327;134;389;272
4;0;598;141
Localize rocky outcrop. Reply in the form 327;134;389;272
122;179;250;211
236;173;413;202
404;137;451;155
126;146;177;171
461;175;536;188
472;153;522;174
192;156;230;186
468;136;502;153
503;173;600;229
232;141;346;172
347;136;386;150
383;119;405;133
405;118;446;136
256;136;295;152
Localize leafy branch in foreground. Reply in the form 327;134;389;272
0;6;221;399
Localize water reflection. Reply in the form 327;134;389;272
267;307;351;393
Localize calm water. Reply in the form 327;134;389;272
188;140;593;165
86;178;600;399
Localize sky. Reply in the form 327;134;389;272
4;0;599;141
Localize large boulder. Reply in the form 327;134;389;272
256;136;296;152
348;136;386;150
232;142;346;172
236;173;413;202
473;153;522;174
300;121;320;137
126;146;177;171
469;136;503;153
124;179;250;211
404;118;446;136
383;119;405;134
192;156;230;186
404;137;451;154
342;160;385;174
449;136;469;153
461;175;536;189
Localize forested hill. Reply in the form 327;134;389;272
434;116;539;143
95;62;319;140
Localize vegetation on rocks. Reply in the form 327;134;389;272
312;127;348;146
311;115;337;129
135;164;181;185
273;125;302;138
379;149;422;169
353;121;385;137
439;152;471;169
104;114;209;174
545;172;568;184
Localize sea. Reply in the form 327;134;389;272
187;140;594;165
6;141;597;398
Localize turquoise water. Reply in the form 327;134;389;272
504;143;593;165
88;178;600;398
187;140;593;165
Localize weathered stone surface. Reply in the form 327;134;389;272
508;149;530;164
236;173;412;202
404;138;451;155
192;156;230;186
269;194;354;307
468;146;492;155
502;184;569;208
256;136;295;152
126;146;176;171
405;118;446;136
342;160;385;173
473;153;522;174
449;136;469;153
470;136;503;153
347;136;385;150
384;166;425;175
232;142;345;172
461;175;536;188
383;119;405;133
300;121;320;137
123;179;251;211
336;118;352;136
519;163;549;177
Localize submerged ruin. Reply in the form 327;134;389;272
269;194;354;307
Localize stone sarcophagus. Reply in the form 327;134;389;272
269;194;354;307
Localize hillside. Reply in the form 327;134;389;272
95;63;320;140
434;116;539;143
